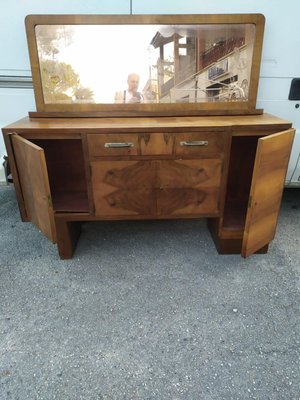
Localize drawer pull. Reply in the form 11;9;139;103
104;142;134;148
180;140;208;147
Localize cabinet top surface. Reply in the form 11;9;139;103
2;113;291;132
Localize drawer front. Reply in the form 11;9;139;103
87;134;139;157
88;132;173;157
174;132;226;156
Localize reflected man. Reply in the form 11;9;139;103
115;73;144;103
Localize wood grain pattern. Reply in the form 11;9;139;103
32;139;90;212
87;133;139;157
55;219;81;259
3;134;29;221
174;131;226;156
11;135;56;243
91;160;156;216
2;114;291;133
242;128;295;257
29;109;264;118
140;132;173;155
222;136;258;230
157;159;222;215
91;158;222;217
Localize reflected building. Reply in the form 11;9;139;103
148;24;255;103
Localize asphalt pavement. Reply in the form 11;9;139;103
0;185;299;400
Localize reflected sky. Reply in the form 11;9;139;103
37;25;161;103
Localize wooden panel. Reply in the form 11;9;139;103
55;218;82;259
51;192;89;212
140;132;173;155
174;132;225;156
91;160;156;216
3;133;29;221
222;136;258;230
242;129;295;257
87;133;139;157
11;135;56;243
33;139;87;192
32;139;90;212
156;159;222;215
2;113;291;133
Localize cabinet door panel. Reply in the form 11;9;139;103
156;159;222;216
11;135;56;243
91;160;156;216
242;129;295;257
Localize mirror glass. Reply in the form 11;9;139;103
35;23;255;105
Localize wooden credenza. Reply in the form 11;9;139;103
2;113;295;259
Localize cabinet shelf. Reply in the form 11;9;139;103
52;191;89;213
222;202;247;231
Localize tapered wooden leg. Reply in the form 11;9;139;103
55;218;82;259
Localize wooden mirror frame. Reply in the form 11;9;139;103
25;13;265;117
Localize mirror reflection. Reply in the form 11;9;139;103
35;23;255;105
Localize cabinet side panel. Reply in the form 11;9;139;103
3;132;28;221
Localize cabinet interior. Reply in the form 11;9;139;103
32;139;89;212
222;136;259;230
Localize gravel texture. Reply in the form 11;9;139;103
0;185;300;400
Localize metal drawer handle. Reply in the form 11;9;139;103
180;140;208;147
104;142;134;148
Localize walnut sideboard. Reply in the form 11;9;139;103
2;113;294;259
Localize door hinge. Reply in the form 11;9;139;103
248;195;252;208
47;195;53;208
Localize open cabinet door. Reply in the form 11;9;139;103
11;134;56;243
242;129;295;257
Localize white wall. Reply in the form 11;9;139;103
0;0;129;72
135;0;300;184
0;0;129;183
134;0;300;76
1;0;300;183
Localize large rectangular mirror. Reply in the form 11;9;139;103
25;14;265;116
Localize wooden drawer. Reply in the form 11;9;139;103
87;133;139;157
174;132;226;156
88;132;173;157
